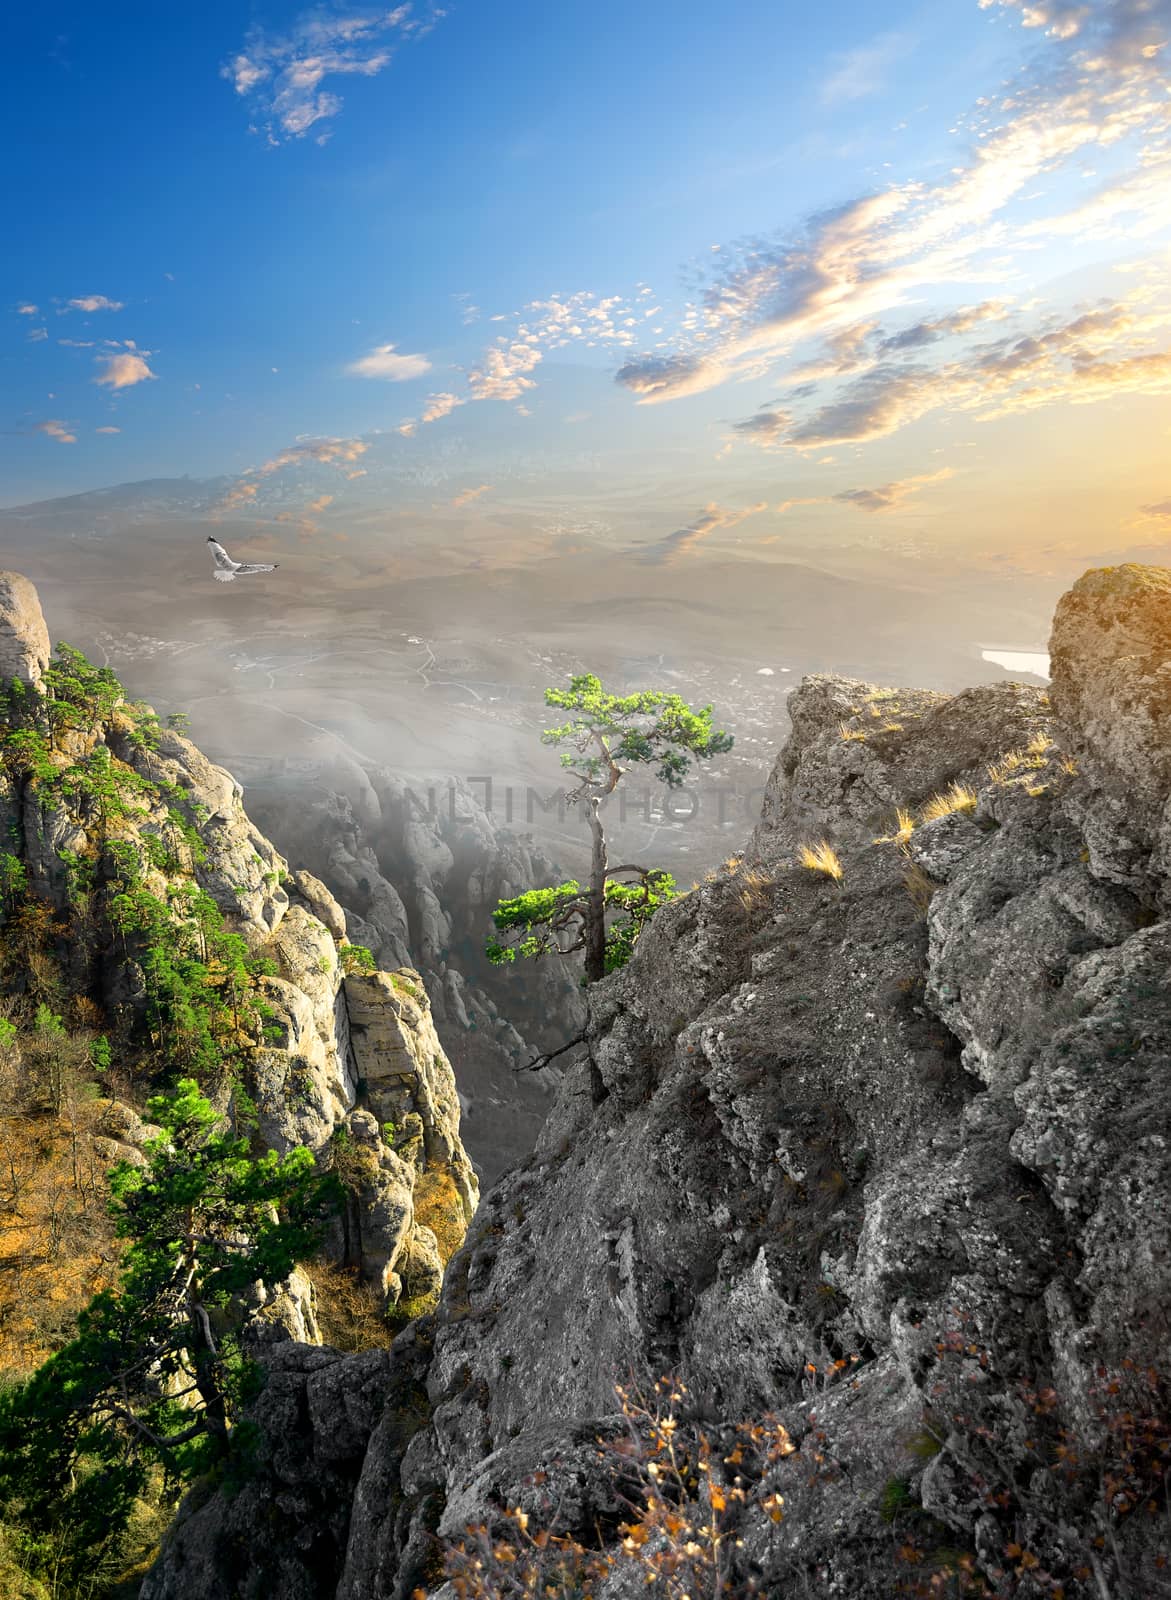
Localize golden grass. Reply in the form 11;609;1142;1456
873;808;915;849
797;841;844;882
920;783;977;822
0;1107;121;1375
302;1259;391;1352
839;723;867;742
413;1166;471;1266
988;734;1055;785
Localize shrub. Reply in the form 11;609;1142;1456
339;943;376;976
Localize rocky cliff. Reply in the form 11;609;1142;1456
118;566;1171;1597
0;572;477;1328
248;778;586;1186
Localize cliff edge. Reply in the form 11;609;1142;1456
140;564;1171;1598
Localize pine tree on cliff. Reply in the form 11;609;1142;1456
0;1079;338;1583
486;674;732;1009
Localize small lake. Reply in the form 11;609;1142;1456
980;647;1050;680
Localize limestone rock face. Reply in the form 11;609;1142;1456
0;571;51;687
138;1343;403;1600
1048;563;1171;888
753;672;1050;853
140;563;1171;1600
0;575;476;1321
248;773;586;1185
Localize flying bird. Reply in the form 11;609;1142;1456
206;536;279;583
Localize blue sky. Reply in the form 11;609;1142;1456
4;0;1171;567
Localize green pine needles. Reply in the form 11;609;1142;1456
0;1079;338;1589
487;673;732;993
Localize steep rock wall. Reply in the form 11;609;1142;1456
148;565;1171;1599
0;572;477;1327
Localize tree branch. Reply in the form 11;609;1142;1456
516;1031;590;1074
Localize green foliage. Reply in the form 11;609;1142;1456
487;871;678;975
489;672;728;990
880;1476;916;1522
541;673;733;789
0;853;27;913
42;643;124;730
339;943;376;975
0;1080;338;1590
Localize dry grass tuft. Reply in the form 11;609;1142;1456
903;862;940;915
873;809;915;849
797;841;844;883
920;783;977;822
838;723;867;742
1026;733;1053;757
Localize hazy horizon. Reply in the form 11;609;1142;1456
5;0;1171;874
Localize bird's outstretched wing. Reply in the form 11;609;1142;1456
207;538;239;582
234;562;278;576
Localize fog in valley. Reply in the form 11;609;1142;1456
0;471;1068;888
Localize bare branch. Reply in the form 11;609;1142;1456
516;1031;590;1074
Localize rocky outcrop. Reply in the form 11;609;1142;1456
249;774;586;1185
1048;562;1171;891
0;575;477;1320
0;571;51;687
139;1341;414;1600
143;564;1171;1599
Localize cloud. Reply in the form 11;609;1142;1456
1139;496;1171;521
421;288;654;420
255;437;368;474
640;502;768;565
219;436;369;513
979;0;1171;63
66;295;124;313
347;342;432;380
613;3;1171;417
450;483;492;508
467;341;542;402
220;481;261;512
730;406;792;447
772;496;829;517
832;467;955;512
223;6;439;143
775;298;1171;448
95;426;121;434
877;301;1010;353
16;303;37;316
35;419;77;444
774;468;955;518
305;493;334;513
422;391;463;423
94;351;156;389
614;352;720;403
27;327;48;343
821;32;908;105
